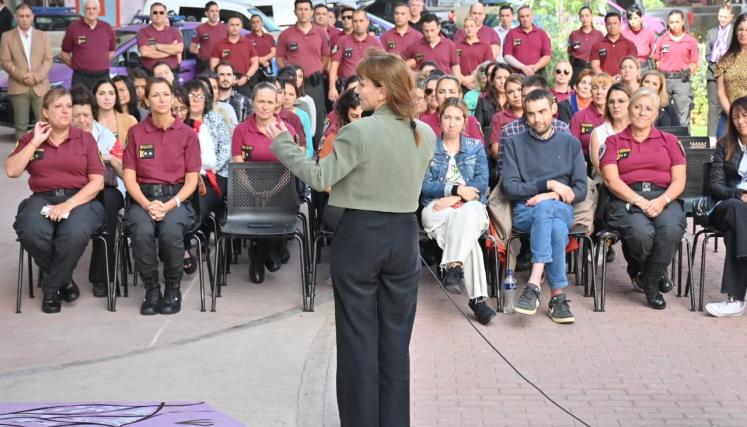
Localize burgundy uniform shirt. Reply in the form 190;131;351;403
191;22;228;61
246;31;276;58
231;114;297;161
61;19;116;73
13;127;104;193
330;29;349;47
137;24;184;70
420;110;484;142
455;39;493;76
590;35;638;76
210;36;258;75
402;36;459;74
123;117;201;185
551;88;574;104
454;25;501;48
327;25;342;45
599;127;686;188
567;27;604;62
332;34;383;79
570;105;605;154
488;109;520;146
277;24;330;76
380;27;422;56
278;108;305;147
653;32;699;72
502;26;552;67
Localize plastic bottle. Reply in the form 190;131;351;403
502;269;517;314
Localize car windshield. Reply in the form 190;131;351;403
34;15;78;31
115;31;137;47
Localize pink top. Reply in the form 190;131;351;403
622;26;657;62
653;32;699;72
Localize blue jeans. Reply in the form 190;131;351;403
717;112;727;140
513;200;574;289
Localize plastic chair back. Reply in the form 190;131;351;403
226;162;300;228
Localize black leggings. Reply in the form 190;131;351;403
709;199;747;300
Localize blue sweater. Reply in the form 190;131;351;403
501;129;587;203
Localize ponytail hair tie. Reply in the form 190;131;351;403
409;119;417;130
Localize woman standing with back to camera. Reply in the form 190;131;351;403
267;51;436;427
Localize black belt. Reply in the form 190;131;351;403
629;182;666;192
34;188;79;197
570;57;590;67
307;71;324;87
74;69;109;77
664;71;684;79
140;183;182;197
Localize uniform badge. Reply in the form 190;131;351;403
77;35;86;45
456;48;463;57
387;41;396;50
616;147;631;161
599;47;607;57
572;41;581;50
222;49;230;58
513;38;521;47
138;144;155;159
662;44;670;54
580;123;593;135
31;148;44;161
289;42;299;51
202;33;210;41
331;44;339;54
415;53;424;63
343;48;353;58
242;145;253;161
148;37;157;46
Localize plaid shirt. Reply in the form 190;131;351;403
495;118;571;180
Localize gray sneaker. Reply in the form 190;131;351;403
515;283;540;315
547;293;575;324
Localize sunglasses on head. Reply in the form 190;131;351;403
555;69;571;75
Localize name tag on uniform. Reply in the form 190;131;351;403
387;41;396;50
31;148;44;161
77;35;86;45
242;145;253;161
581;123;593;135
415;53;424;63
139;144;155;159
572;41;581;50
202;33;210;41
289;42;299;51
616;147;631;160
456;48;463;57
662;44;670;54
222;49;231;58
513;38;521;47
148;37;157;46
599;47;607;57
343;48;353;58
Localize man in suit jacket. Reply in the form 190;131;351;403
706;4;734;144
0;4;52;141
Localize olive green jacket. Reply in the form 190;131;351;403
271;105;436;213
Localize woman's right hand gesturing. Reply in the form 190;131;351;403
31;122;52;148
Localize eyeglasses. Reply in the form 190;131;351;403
424;88;434;96
171;107;188;115
342;15;353;20
152;10;166;15
555;69;571;75
188;93;205;100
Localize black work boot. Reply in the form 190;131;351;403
42;291;62;314
140;284;162;316
160;283;182;315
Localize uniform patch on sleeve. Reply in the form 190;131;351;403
616;147;630;161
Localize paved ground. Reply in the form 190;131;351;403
1;127;746;426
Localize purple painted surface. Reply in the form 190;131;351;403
0;401;246;426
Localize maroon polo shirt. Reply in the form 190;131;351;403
488;109;520;146
502;26;552;67
567;27;604;62
191;22;227;61
137;24;184;70
455;39;493;76
420;110;484;142
327;25;341;42
278;108;305;147
402;36;459;74
123;117;201;185
332;33;383;79
12;127;104;193
231;114;297;161
600;127;686;188
653;32;699;72
380;27;422;56
570;105;605;154
590;35;638;76
551;87;574;104
454;25;501;49
210;36;258;75
277;24;331;76
246;31;276;58
60;19;116;73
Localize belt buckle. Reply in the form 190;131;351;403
53;189;65;197
642;182;652;192
152;186;163;197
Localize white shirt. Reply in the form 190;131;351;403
18;26;32;69
736;139;747;191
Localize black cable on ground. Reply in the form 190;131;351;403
420;258;592;427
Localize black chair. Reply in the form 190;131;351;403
213;162;311;312
679;136;710;150
658;126;690;137
501;225;595;311
112;190;211;312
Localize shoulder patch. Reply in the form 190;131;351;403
677;140;686;156
331;45;338;54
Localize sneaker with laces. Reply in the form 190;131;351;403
547;293;575;323
515;283;540;315
705;296;745;318
441;266;463;294
469;298;496;325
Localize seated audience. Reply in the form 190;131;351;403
112;75;143;121
464;61;495;116
420;75;483;141
640;70;681;127
568;69;594;116
619;56;641;92
571;73;612;156
475;63;511;136
487;73;523;159
92;78;137;146
550;61;574;103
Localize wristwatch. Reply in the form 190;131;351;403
174;195;182;208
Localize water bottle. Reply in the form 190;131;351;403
503;269;517;314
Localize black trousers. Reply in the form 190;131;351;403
198;175;227;228
332;209;420;427
606;192;686;289
89;187;124;284
14;194;105;295
71;71;109;90
127;197;195;288
304;75;326;150
709;199;747;300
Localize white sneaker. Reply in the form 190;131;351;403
705;297;745;317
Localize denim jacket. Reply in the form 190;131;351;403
421;135;489;206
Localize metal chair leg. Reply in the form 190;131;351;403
195;236;206;312
295;232;312;312
16;245;24;313
211;236;225;312
27;252;34;298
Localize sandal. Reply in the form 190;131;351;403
183;252;197;274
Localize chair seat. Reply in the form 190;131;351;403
220;221;298;238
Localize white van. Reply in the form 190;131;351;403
143;0;297;29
